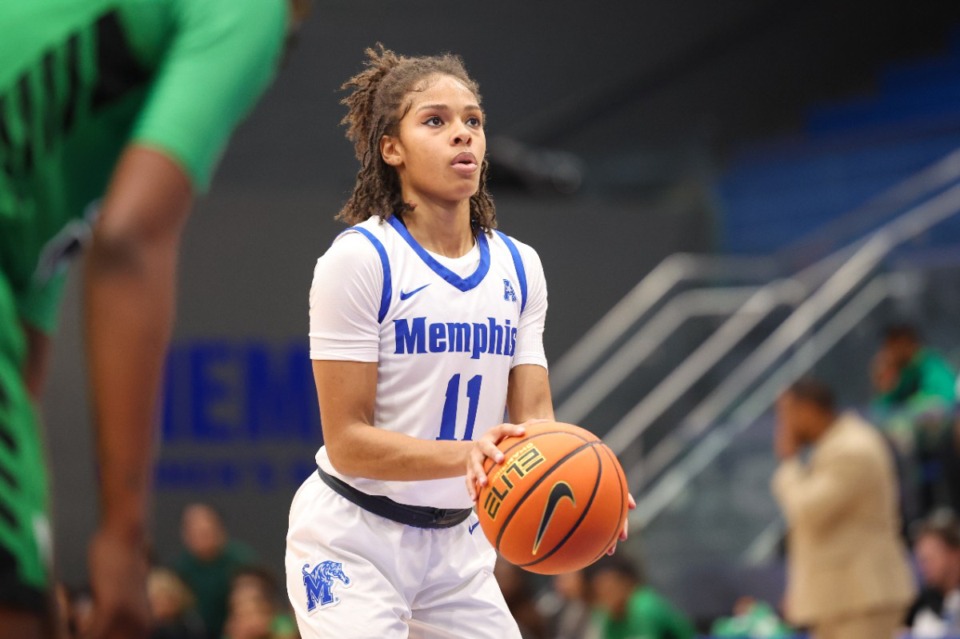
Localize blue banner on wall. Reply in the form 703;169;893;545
157;339;322;492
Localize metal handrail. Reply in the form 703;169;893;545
635;272;906;528
553;149;960;412
630;182;960;518
601;243;854;458
550;254;780;397
608;183;960;465
680;183;960;439
557;286;765;425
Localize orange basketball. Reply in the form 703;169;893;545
476;422;630;575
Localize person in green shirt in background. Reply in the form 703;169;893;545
222;566;298;639
710;597;794;639
173;504;256;639
588;554;696;639
0;1;311;637
872;324;958;518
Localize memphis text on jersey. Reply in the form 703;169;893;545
394;317;518;360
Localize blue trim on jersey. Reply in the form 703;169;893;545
387;216;490;292
495;231;528;314
342;227;392;323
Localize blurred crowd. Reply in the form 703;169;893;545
51;323;960;639
58;504;297;639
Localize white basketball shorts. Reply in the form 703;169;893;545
286;471;522;639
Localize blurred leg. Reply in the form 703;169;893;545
0;279;53;638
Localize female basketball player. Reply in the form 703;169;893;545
285;45;631;638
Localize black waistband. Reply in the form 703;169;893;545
317;467;473;529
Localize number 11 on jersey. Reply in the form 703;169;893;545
436;374;483;441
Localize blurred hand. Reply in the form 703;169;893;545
606;493;637;556
466;419;550;501
775;419;799;460
85;527;150;639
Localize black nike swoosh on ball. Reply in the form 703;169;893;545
533;482;576;555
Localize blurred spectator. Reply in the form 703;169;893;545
871;349;915;456
173;503;256;639
872;324;958;516
877;325;956;418
223;567;297;639
771;378;915;639
494;558;548;639
148;567;205;639
906;509;960;637
586;554;695;639
537;570;599;639
710;596;793;638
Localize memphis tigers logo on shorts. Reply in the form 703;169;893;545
303;561;351;611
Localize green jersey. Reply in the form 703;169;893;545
0;0;286;605
595;587;697;639
0;0;288;332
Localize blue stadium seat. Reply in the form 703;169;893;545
719;37;960;254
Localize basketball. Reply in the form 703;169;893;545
476;422;630;575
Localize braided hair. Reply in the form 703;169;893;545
337;44;496;234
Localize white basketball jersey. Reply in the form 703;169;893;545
309;216;548;509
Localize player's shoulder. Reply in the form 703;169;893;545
172;0;288;50
822;413;886;462
321;218;390;264
338;216;392;246
491;229;543;271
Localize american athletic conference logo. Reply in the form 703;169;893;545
302;561;351;611
503;279;517;302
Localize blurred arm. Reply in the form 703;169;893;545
314;359;474;480
84;145;192;540
771;449;871;530
22;324;52;403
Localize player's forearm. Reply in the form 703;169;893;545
507;364;554;423
84;234;179;538
82;146;193;539
325;423;471;481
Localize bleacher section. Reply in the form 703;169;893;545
719;27;960;253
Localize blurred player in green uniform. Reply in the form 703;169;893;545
0;1;311;636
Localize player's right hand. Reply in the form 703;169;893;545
85;526;151;639
466;419;549;501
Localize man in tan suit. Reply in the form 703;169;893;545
772;378;916;639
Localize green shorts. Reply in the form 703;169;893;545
0;273;50;612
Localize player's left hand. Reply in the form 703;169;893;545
466;419;550;501
85;526;151;639
606;493;637;556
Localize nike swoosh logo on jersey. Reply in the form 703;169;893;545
399;284;431;300
533;482;575;555
468;521;481;535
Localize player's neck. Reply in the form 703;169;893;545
400;197;474;258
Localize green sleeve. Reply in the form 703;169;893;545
131;0;287;191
